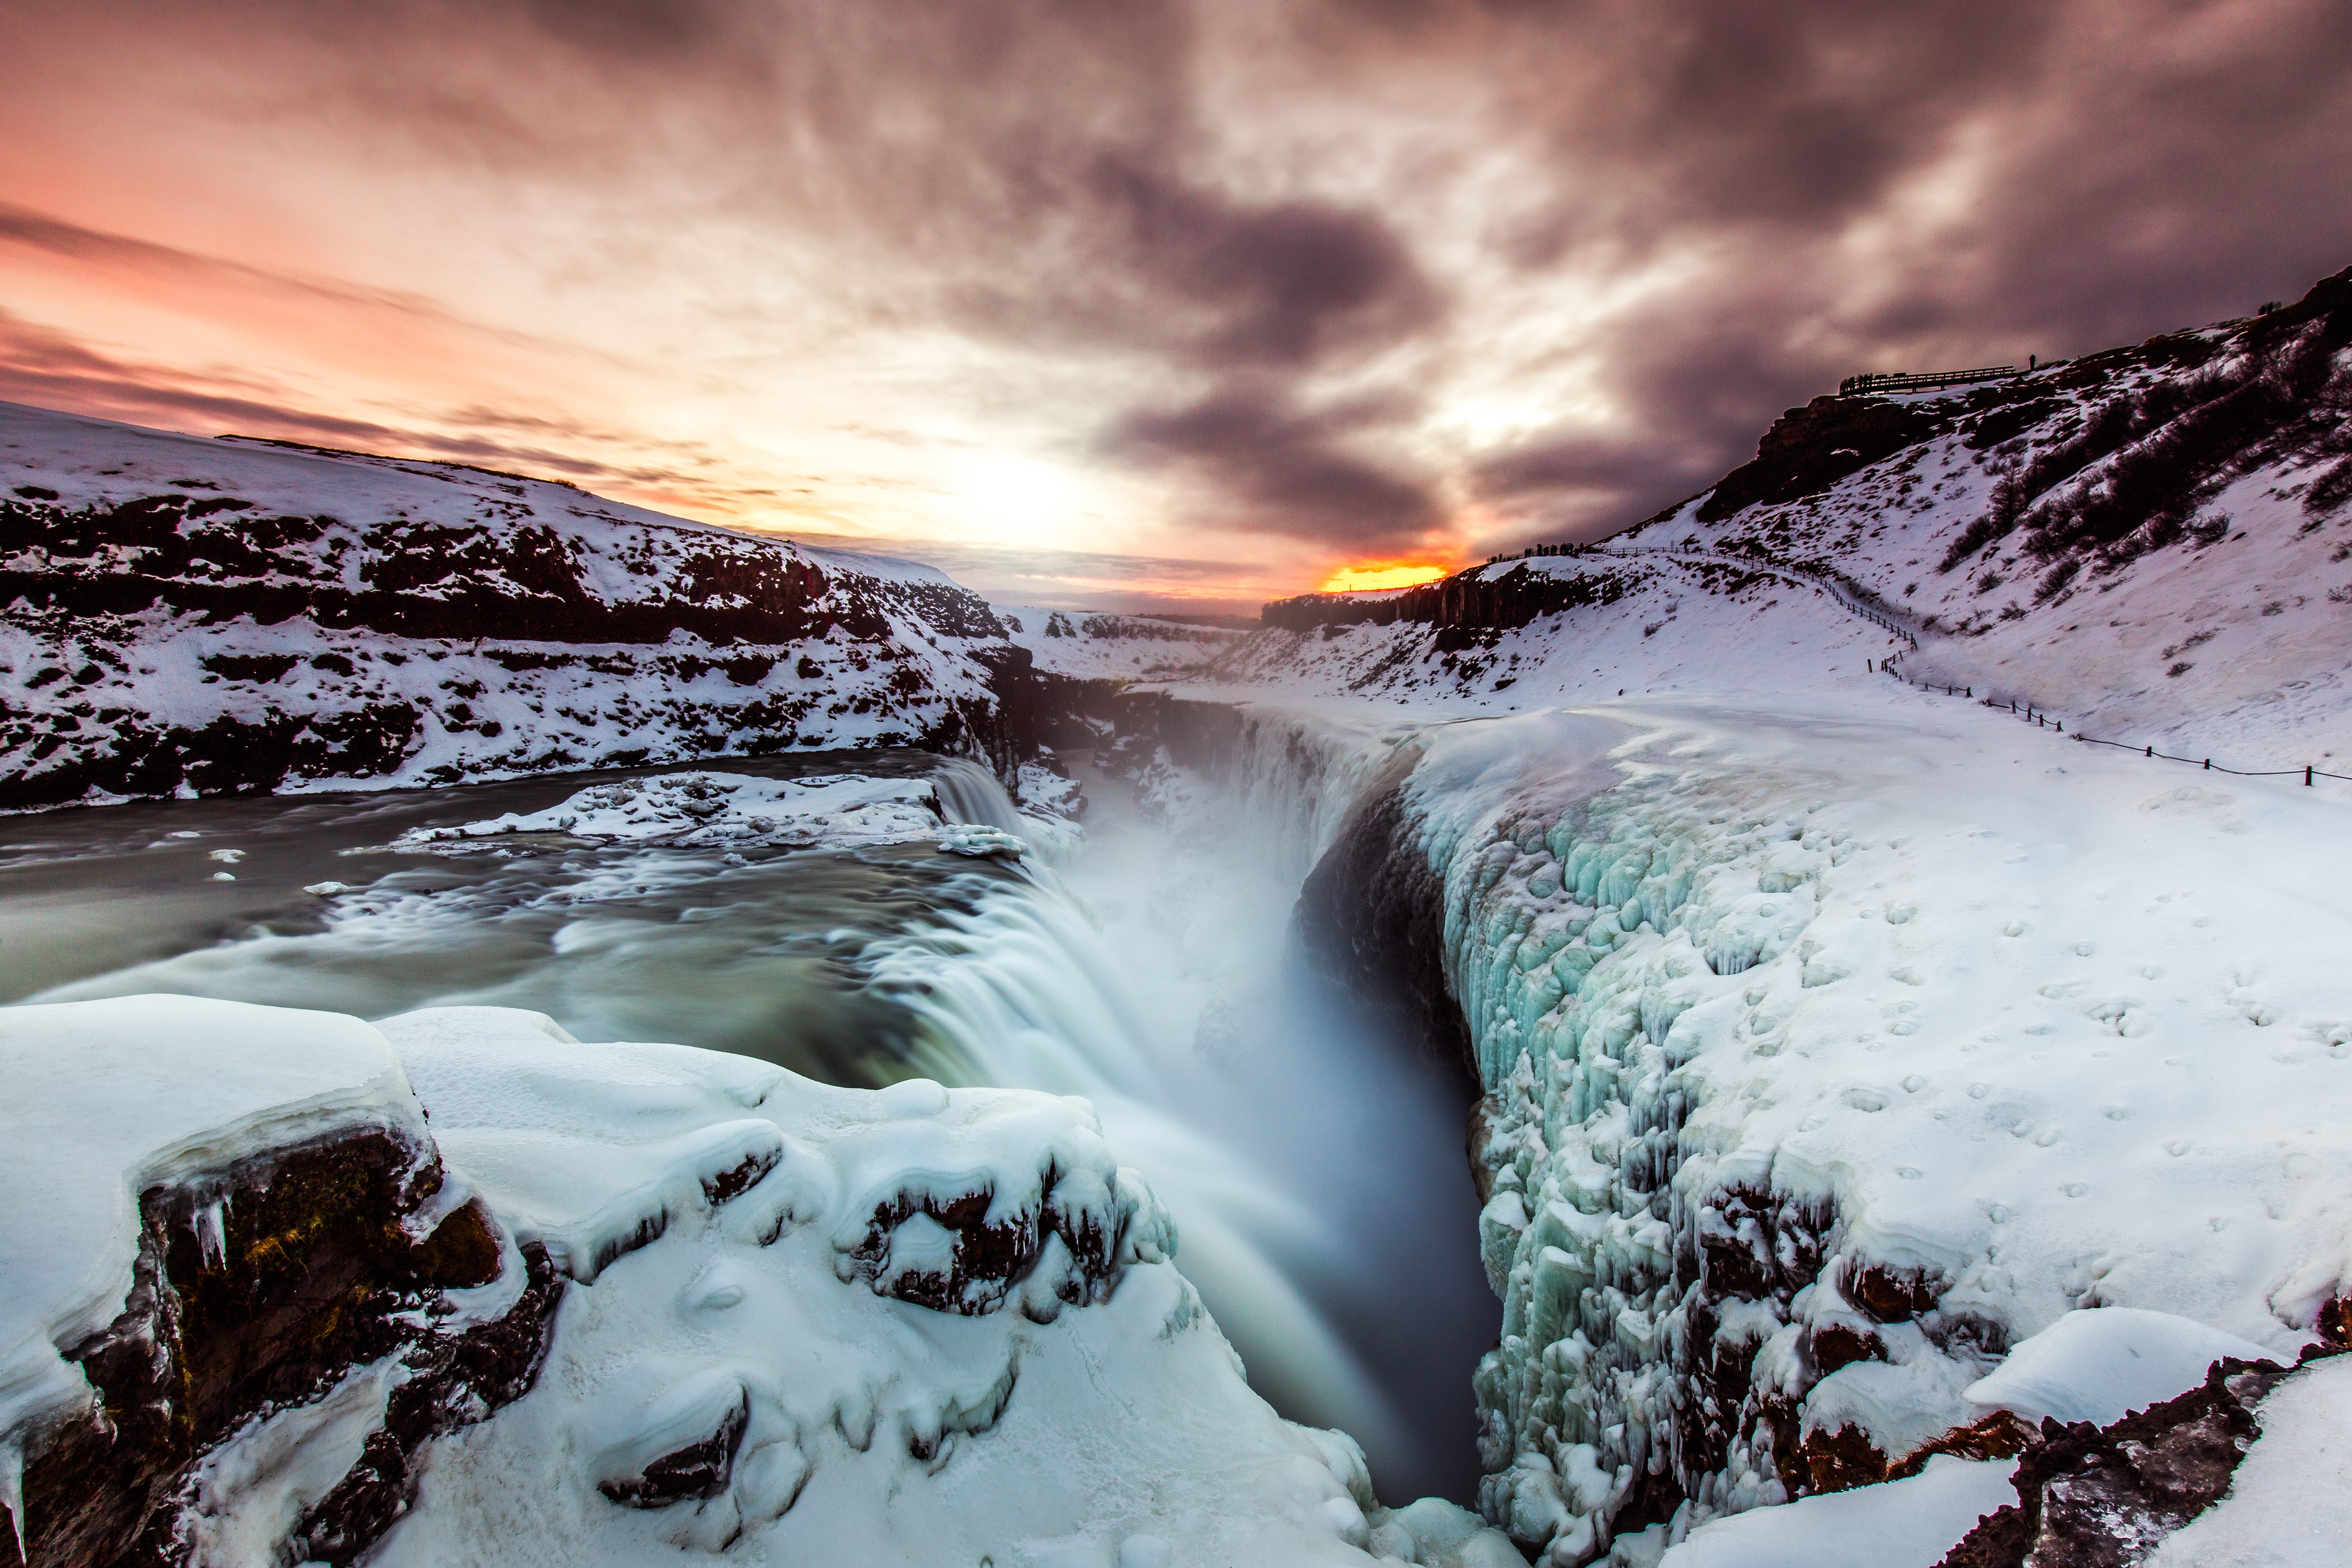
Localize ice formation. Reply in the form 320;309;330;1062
1381;704;2352;1558
393;771;955;853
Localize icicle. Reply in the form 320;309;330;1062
194;1195;228;1269
2;1435;24;1564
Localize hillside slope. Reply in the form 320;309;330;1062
1229;263;2352;771
0;403;1042;810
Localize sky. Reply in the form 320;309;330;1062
4;1;2350;613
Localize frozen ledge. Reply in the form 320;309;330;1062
2;997;1515;1568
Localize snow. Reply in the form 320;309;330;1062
0;400;1017;806
394;771;951;853
0;996;429;1522
2145;1354;2352;1568
1647;1455;2017;1568
1962;1306;2279;1428
361;1004;1517;1565
993;604;1244;682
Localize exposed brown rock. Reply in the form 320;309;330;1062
1840;1257;1945;1324
1932;1357;2297;1568
1808;1320;1886;1376
2;1131;558;1568
1890;1410;2038;1478
597;1391;751;1509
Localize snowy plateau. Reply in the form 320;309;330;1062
5;261;2352;1568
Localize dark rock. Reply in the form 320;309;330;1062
5;1132;560;1568
1697;396;1947;523
1933;1356;2297;1568
597;1390;751;1508
1262;561;1642;637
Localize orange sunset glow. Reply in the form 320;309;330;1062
1316;561;1455;594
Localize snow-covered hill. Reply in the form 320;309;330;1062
0;402;1048;810
1231;262;2352;772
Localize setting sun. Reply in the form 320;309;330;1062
1315;560;1455;593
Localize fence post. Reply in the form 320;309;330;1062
2308;766;2315;786
2204;759;2211;770
2145;746;2152;757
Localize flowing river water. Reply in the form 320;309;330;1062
0;734;1497;1503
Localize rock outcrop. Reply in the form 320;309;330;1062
0;998;558;1568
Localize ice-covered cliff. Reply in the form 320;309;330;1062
0;402;1063;810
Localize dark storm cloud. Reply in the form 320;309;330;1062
1103;385;1441;548
1411;0;2352;538
10;0;2352;557
1084;156;1446;369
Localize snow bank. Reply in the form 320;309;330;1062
1963;1306;2279;1428
1648;1455;2017;1568
394;771;950;853
0;996;430;1495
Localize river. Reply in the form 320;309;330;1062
0;734;1497;1504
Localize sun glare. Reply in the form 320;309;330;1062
1316;560;1453;593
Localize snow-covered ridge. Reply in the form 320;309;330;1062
0;401;1047;810
1220;264;2350;772
1;996;1523;1567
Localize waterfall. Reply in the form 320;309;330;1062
926;757;1027;831
852;707;1499;1502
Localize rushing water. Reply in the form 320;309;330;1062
0;728;1495;1503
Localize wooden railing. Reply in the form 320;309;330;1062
1839;365;2019;396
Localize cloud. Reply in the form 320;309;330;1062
1102;384;1442;549
0;311;692;490
1;0;2348;576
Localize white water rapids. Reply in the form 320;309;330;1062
868;727;1496;1498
